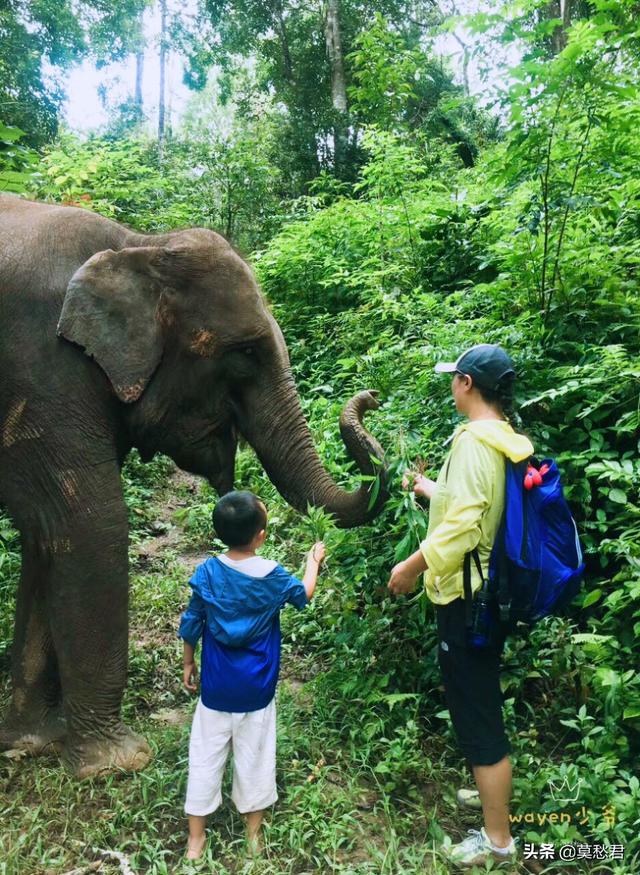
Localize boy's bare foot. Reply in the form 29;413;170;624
244;809;265;856
246;830;263;856
186;833;206;860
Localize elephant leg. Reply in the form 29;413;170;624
49;505;151;779
0;538;65;754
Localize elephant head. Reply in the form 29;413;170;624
56;228;387;527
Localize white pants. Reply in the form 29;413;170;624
184;698;278;816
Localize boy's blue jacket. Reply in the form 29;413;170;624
179;556;307;712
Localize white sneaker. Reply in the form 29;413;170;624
442;827;516;868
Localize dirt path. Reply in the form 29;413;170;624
132;467;210;572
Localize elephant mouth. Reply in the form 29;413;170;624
157;416;238;494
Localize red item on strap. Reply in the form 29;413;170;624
524;464;543;490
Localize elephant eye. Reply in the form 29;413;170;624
241;346;255;356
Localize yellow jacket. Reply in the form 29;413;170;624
420;420;534;605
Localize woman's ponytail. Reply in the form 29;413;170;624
476;374;516;425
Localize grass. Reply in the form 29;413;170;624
0;671;472;874
0;457;631;874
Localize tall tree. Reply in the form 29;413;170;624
132;5;149;124
324;0;348;169
135;50;145;113
0;0;147;145
193;0;452;183
158;0;168;158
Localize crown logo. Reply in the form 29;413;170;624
548;774;583;803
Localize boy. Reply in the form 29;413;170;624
178;490;325;859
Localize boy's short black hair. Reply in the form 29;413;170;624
212;491;267;547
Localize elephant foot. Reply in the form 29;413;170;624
63;723;152;779
0;707;66;755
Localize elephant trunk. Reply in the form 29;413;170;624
235;375;387;528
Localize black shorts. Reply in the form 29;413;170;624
435;597;510;767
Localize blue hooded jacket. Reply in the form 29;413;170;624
179;556;307;712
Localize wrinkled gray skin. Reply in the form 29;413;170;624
0;194;386;778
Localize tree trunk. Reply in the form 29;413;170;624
549;0;571;54
324;0;348;173
325;0;347;114
275;7;294;83
158;0;167;161
135;49;144;112
452;33;470;97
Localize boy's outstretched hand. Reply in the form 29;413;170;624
303;542;326;600
183;661;199;693
308;542;326;566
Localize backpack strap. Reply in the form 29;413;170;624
494;456;529;625
495;516;511;623
463;548;485;628
463;553;472;627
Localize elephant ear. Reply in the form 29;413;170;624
57;246;170;403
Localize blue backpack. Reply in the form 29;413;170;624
466;458;585;630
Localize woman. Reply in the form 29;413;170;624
388;343;533;868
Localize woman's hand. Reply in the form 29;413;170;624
413;475;437;499
403;471;437;500
387;560;419;596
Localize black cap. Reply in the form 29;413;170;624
435;344;516;391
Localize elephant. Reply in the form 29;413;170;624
0;193;386;778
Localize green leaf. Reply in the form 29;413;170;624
582;588;602;608
608;488;627;504
0;123;26;143
383;693;420;710
366;474;381;512
571;633;617;647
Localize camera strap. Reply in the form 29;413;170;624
463;548;485;628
